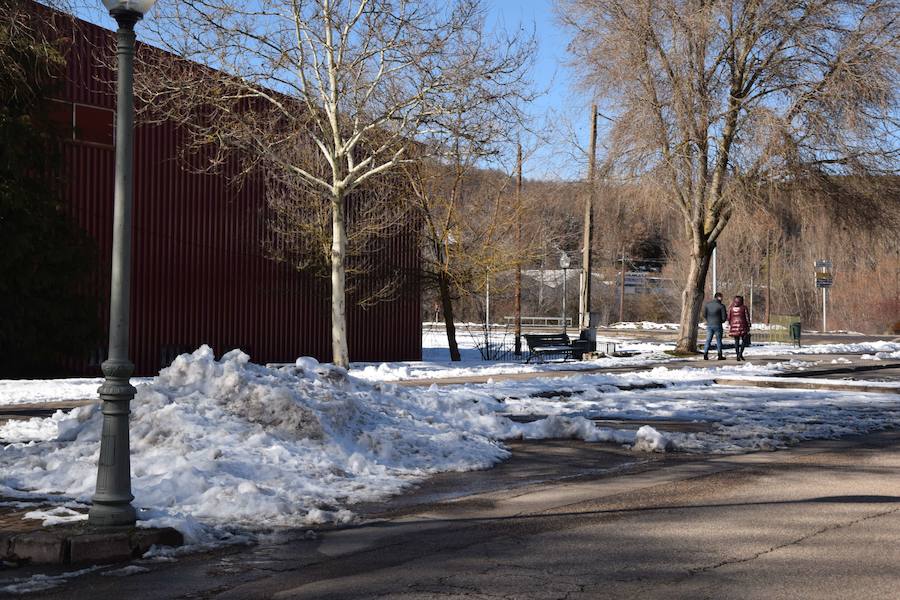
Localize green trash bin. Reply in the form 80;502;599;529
789;322;801;347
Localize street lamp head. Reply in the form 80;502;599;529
559;253;571;269
102;0;157;16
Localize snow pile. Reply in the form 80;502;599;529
509;415;633;444
631;425;674;453
758;340;900;356
0;347;516;531
0;408;78;443
862;349;900;360
509;416;672;452
2;346;665;536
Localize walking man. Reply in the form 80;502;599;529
702;292;727;360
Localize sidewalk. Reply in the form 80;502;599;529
394;354;900;388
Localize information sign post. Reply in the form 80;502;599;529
815;260;833;332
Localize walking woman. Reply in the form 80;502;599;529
727;296;751;361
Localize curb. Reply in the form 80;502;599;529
1;525;183;565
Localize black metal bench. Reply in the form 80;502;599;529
524;333;582;363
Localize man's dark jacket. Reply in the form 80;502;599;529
703;299;727;329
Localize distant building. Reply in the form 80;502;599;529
43;6;420;375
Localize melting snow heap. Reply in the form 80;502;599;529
0;346;671;534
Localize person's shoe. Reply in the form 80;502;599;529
717;354;725;360
703;353;709;360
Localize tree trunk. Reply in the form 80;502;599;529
438;273;461;361
675;243;713;353
331;194;350;368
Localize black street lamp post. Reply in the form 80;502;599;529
89;0;157;528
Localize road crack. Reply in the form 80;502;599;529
688;505;900;577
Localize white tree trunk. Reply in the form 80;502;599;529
331;194;349;368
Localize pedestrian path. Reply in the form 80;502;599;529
0;400;95;426
714;376;900;394
394;355;900;389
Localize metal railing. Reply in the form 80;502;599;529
502;316;572;328
752;314;801;343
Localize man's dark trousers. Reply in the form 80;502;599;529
704;326;723;357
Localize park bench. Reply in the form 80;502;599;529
524;333;589;363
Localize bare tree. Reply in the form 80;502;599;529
402;19;535;360
407;163;530;360
560;0;900;352
138;0;500;367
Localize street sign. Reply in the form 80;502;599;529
814;259;833;288
815;273;833;288
815;259;832;332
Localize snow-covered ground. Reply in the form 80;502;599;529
864;350;900;360
609;321;680;330
0;327;899;549
0;377;152;407
351;326;900;382
3;330;898;402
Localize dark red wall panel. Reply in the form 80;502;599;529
53;10;420;376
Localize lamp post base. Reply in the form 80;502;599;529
89;359;137;527
88;501;137;527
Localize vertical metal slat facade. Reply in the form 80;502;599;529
50;11;420;376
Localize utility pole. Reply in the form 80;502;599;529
514;143;523;356
619;248;626;323
485;274;490;350
712;246;718;295
765;231;772;324
538;254;544;311
749;274;754;322
579;105;597;330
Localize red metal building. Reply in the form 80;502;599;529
49;10;421;376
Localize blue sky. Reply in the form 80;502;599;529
70;0;591;179
485;0;592;179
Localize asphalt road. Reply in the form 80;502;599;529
14;429;900;600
